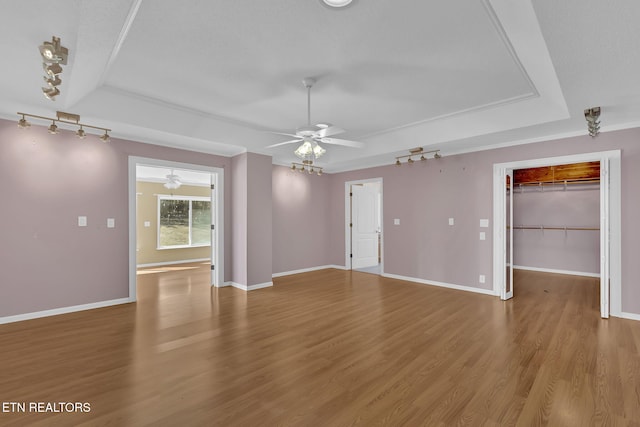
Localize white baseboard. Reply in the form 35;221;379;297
382;273;497;296
272;264;347;278
137;258;210;268
616;312;640;322
225;281;273;291
0;298;132;325
513;265;600;278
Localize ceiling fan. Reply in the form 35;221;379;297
266;77;364;159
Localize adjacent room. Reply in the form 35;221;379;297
1;0;640;425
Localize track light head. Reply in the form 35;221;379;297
99;131;110;143
39;36;68;65
407;158;414;164
43;75;62;87
317;169;323;176
43;63;63;78
42;86;60;100
434;152;442;159
48;122;58;134
18;115;31;129
76;127;86;139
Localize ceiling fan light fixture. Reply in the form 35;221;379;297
294;140;314;159
313;142;326;158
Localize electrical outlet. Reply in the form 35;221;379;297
394;218;400;225
78;216;87;227
479;275;486;284
449;218;454;226
479;232;486;240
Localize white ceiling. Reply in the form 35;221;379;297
136;165;211;187
2;0;639;172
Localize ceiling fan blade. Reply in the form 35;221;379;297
266;139;303;148
318;137;364;148
317;126;345;138
265;131;300;138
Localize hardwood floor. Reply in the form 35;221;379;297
1;265;639;426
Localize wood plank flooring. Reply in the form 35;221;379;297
1;265;639;426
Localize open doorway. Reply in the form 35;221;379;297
493;150;621;318
128;157;224;301
345;178;383;274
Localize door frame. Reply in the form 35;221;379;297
345;178;383;271
128;156;225;301
492;150;621;318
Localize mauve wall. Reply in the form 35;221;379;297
272;165;330;274
246;153;272;286
512;186;600;274
0;118;231;317
326;128;640;315
231;154;248;286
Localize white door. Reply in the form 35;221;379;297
502;170;514;300
351;184;379;269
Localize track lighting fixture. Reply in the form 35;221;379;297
16;111;111;142
38;36;68;100
394;147;442;165
290;160;324;176
584;107;601;137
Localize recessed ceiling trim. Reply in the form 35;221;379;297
101;85;279;132
98;0;143;86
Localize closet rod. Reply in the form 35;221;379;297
508;225;600;231
515;178;600;186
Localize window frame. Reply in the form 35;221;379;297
156;194;212;250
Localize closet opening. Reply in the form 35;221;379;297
508;162;601;306
493;150;621;319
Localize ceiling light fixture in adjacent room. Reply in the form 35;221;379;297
164;170;182;189
16;111;111;142
584;107;601;137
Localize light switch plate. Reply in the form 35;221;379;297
448;218;454;226
394;218;400;225
479;232;486;240
78;216;87;227
107;218;115;228
480;219;489;228
144;221;151;228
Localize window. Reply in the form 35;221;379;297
158;196;211;248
